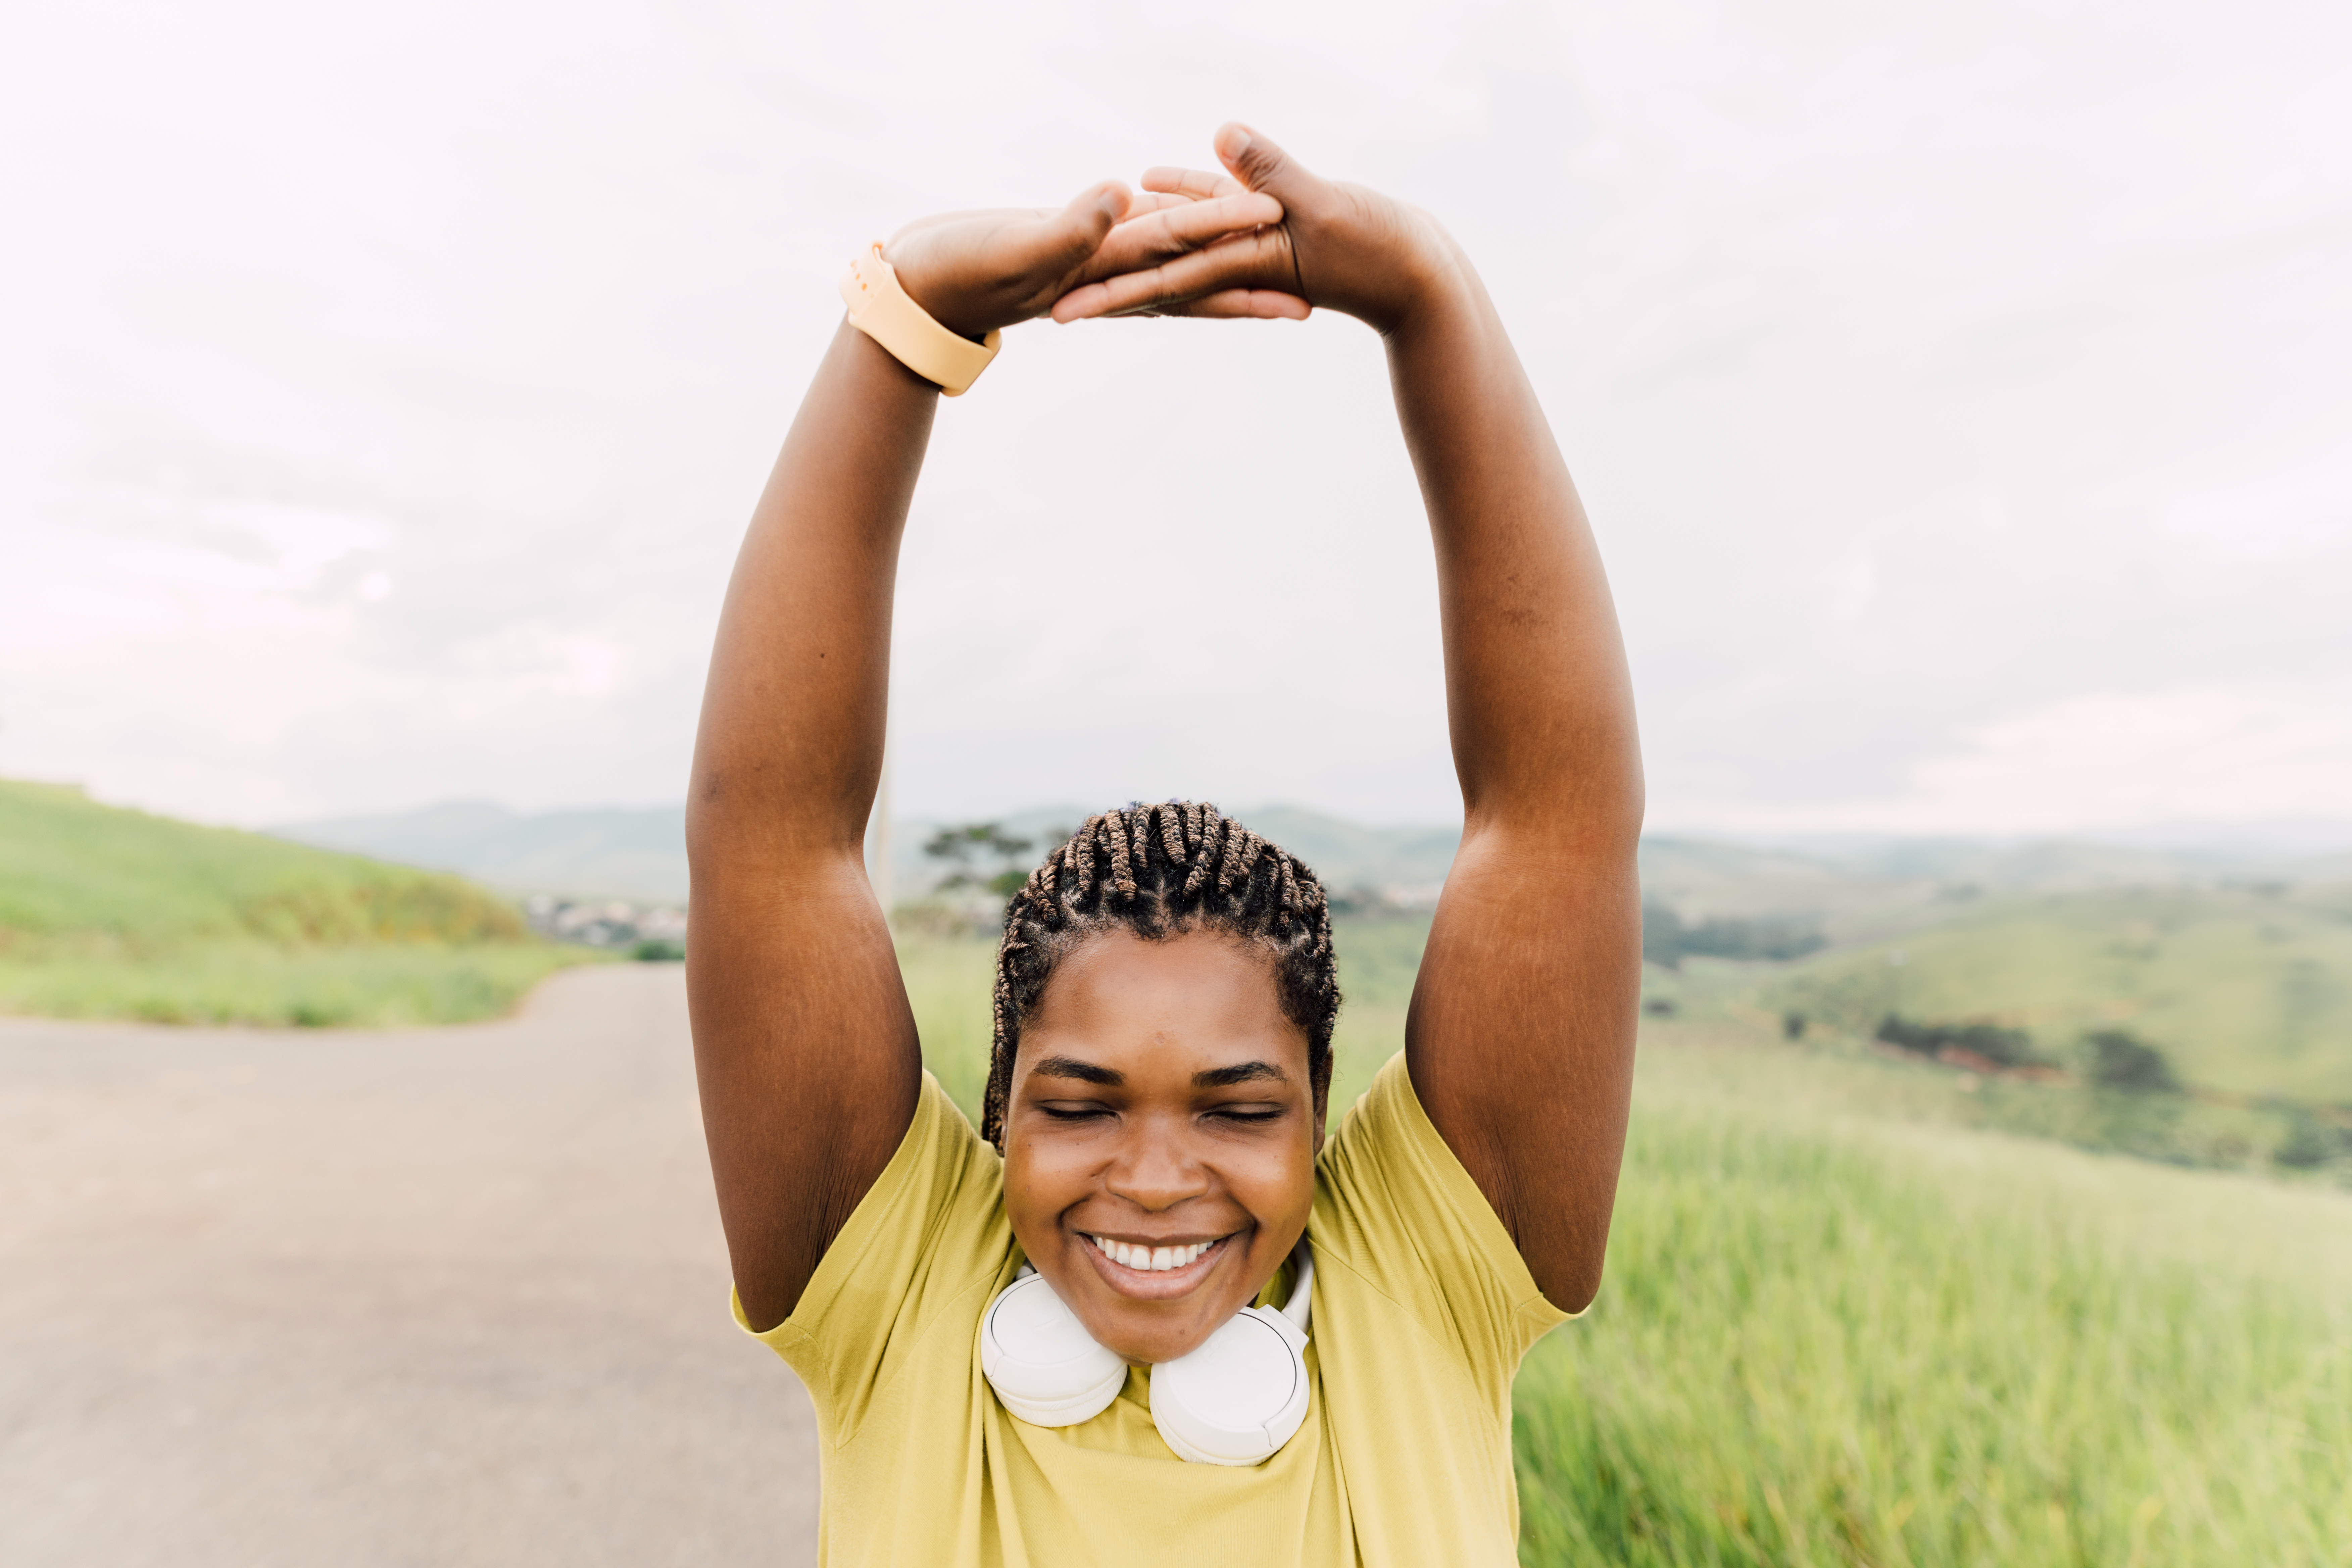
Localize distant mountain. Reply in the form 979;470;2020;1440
271;796;2352;925
1747;825;2352;884
1636;830;2352;945
277;799;1464;908
273;802;690;903
1633;836;2222;945
887;804;1463;904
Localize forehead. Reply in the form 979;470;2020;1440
1018;929;1305;1067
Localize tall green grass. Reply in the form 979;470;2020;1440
897;931;997;1113
894;919;2352;1565
1515;1086;2351;1565
0;779;590;1026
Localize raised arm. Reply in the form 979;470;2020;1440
1060;127;1643;1311
689;182;1294;1331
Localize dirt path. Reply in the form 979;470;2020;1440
0;964;817;1567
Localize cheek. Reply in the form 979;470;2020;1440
1000;1136;1090;1219
1220;1131;1318;1218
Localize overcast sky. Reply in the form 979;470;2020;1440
4;0;2348;836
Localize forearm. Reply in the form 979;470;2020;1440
688;321;939;869
1384;253;1643;855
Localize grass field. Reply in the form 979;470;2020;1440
0;779;592;1026
894;918;2352;1567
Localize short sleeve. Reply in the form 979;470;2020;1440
732;1071;1011;1441
1311;1052;1572;1405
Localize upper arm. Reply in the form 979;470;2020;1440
1403;826;1640;1313
686;840;922;1333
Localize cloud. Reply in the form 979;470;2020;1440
1;0;2346;834
1659;675;2352;835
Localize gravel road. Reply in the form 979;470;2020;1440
0;963;818;1567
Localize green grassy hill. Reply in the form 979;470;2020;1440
0;780;591;1026
1761;884;2352;1104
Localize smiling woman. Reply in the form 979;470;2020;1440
684;123;1642;1567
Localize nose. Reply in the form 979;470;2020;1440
1102;1113;1209;1212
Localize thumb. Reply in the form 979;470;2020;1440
1045;180;1131;267
1214;123;1311;199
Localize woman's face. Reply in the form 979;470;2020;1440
1001;928;1321;1366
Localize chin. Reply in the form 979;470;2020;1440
1089;1306;1226;1368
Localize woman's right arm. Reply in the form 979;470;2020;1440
688;312;941;1334
688;182;1293;1331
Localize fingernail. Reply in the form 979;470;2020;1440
1226;128;1252;157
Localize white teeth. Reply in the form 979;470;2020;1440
1086;1236;1219;1270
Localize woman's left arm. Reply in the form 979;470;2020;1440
1061;128;1643;1311
1379;245;1643;1317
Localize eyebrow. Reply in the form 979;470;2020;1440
1023;1058;1291;1090
1027;1056;1124;1086
1193;1061;1289;1089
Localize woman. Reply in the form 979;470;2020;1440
687;123;1641;1565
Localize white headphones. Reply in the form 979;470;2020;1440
979;1238;1314;1467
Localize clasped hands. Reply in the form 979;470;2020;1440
883;123;1455;347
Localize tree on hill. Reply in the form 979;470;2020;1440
2082;1030;2179;1092
1875;1015;2042;1069
1642;903;1826;969
922;822;1035;899
2272;1112;2343;1170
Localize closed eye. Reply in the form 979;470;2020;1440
1036;1103;1115;1121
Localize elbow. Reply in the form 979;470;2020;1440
1543;1252;1606;1317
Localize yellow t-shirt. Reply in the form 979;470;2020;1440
735;1051;1572;1566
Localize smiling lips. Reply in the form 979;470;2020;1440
1086;1234;1222;1272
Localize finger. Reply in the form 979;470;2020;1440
1148;288;1312;321
1083;190;1282;277
1214;122;1316;202
1050;228;1295;322
1140;165;1245;201
1120;191;1200;216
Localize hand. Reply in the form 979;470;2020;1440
882;181;1290;341
1049;125;1460;334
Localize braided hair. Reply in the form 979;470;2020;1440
981;801;1341;1149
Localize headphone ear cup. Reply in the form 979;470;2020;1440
1149;1307;1312;1466
980;1272;1128;1427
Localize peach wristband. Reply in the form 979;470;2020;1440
838;244;1001;397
